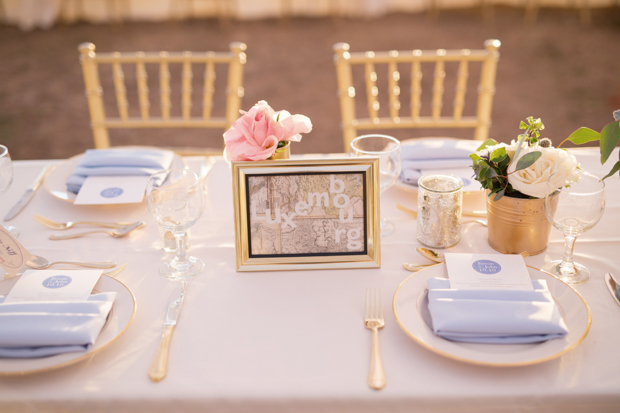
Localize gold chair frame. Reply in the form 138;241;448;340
333;39;501;151
78;42;247;155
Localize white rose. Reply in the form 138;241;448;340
508;146;579;199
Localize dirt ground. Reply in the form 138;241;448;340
1;7;619;160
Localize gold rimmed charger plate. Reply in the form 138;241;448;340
44;147;187;203
392;264;591;367
0;275;136;376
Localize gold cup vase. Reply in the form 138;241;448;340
269;141;291;160
486;192;558;256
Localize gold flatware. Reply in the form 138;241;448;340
34;214;134;230
605;273;620;307
402;262;436;272
26;255;116;270
396;203;488;223
102;264;127;278
364;288;386;390
149;281;187;382
49;221;144;240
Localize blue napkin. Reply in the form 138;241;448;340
66;148;175;193
400;139;480;186
0;292;116;358
426;278;569;344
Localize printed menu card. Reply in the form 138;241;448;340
445;253;533;291
0;226;34;277
4;269;103;304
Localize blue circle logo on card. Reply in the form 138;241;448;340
472;260;501;274
42;276;72;289
100;187;123;198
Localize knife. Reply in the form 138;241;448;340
605;273;620;307
4;165;53;221
149;281;188;382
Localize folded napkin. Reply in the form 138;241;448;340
66;148;175;193
400;139;481;186
426;278;568;344
0;292;116;358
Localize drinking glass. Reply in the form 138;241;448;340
0;145;20;238
146;169;205;279
543;170;605;284
350;134;401;237
417;174;463;248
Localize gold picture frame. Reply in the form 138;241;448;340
232;157;381;271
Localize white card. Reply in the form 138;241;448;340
74;176;149;205
445;253;533;291
4;269;103;303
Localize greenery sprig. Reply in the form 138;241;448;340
470;117;544;201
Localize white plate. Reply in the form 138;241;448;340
45;148;186;203
393;264;590;366
0;275;136;375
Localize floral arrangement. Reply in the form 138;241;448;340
470;117;579;200
471;111;620;201
224;100;312;161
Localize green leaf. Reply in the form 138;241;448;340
519;121;527;129
476;139;497;151
490;147;507;163
600;121;620;164
514;151;542;171
487;169;499;178
493;189;505;201
566;127;601;145
603;160;620;180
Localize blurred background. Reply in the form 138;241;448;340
1;0;619;160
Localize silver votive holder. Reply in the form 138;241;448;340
417;174;463;249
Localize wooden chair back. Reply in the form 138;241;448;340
333;40;501;151
78;42;247;155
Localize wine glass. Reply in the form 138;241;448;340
350;134;401;237
543;170;605;284
146;169;205;279
0;145;20;238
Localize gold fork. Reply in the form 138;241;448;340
34;214;131;230
364;288;386;390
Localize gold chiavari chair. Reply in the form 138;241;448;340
78;42;247;156
332;40;501;151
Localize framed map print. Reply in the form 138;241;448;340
231;158;380;271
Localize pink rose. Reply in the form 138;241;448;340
224;101;312;161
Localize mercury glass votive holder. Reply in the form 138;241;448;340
416;174;464;249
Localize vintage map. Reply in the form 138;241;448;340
247;173;365;255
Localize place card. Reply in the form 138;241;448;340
0;226;34;277
445;253;533;291
74;176;149;205
4;269;103;304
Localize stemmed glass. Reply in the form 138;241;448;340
146;169;205;279
0;145;20;238
543;170;605;284
350;135;401;237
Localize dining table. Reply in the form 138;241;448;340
0;146;619;412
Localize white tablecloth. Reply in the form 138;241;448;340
0;148;619;412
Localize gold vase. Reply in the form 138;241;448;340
486;192;558;256
269;141;291;160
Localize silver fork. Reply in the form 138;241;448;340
364;288;386;390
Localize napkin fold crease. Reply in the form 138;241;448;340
426;278;569;344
